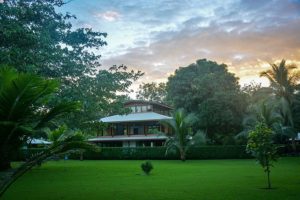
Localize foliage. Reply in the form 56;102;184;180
64;65;143;133
0;0;106;78
246;122;279;189
141;161;153;175
162;109;206;161
136;82;167;103
0;127;99;197
166;59;247;141
241;82;273;105
237;100;283;141
0;0;143;133
260;59;300;150
0;67;79;171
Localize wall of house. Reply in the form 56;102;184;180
124;101;172;116
104;121;170;136
122;141;136;147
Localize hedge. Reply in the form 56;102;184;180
15;144;299;161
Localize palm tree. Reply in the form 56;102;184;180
0;126;99;197
0;67;99;197
237;100;283;142
162;109;206;161
260;59;300;150
247;100;282;129
0;67;80;170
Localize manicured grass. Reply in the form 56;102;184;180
2;158;300;200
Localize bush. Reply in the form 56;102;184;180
141;161;153;175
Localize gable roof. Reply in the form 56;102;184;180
100;112;172;123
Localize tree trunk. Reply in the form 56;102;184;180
180;149;186;162
80;152;83;161
0;149;11;171
266;165;271;189
0;160;11;171
291;138;297;154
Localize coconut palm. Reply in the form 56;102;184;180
0;67;80;171
162;109;206;161
260;59;300;150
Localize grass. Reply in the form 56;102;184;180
2;157;300;200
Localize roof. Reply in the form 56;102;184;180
27;138;52;145
88;134;167;142
125;100;172;109
100;112;172;123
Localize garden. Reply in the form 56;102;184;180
1;1;300;199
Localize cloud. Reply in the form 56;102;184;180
62;0;300;90
95;11;121;22
100;0;300;89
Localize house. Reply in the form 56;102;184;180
88;100;173;147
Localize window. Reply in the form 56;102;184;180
136;106;142;112
131;106;136;113
142;106;147;112
147;105;152;111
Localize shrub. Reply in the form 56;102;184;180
141;161;153;175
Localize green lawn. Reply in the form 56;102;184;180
2;158;300;200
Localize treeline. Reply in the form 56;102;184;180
137;59;300;147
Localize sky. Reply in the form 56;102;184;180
59;0;300;88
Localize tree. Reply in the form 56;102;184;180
0;67;79;171
0;126;99;197
136;82;167;103
238;100;282;138
162;109;206;161
246;122;279;189
167;59;247;142
64;65;143;134
0;0;144;132
0;0;106;79
260;59;300;150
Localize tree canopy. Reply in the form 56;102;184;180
167;59;247;142
0;0;143;132
136;82;167;103
0;0;106;78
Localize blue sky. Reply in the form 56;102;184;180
59;0;300;87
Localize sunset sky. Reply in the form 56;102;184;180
60;0;300;88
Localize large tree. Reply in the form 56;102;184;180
0;0;106;78
0;0;143;131
260;59;300;149
67;65;143;134
167;59;247;142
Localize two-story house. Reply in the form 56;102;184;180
88;100;172;147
